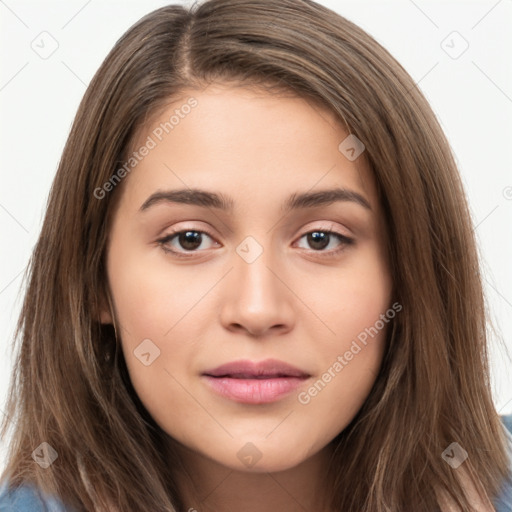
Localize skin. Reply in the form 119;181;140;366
100;83;393;512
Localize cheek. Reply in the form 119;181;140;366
105;239;203;400
296;244;391;417
109;264;202;440
107;233;208;340
305;242;392;344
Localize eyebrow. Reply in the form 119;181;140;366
139;187;371;213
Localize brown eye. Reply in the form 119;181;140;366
175;231;203;251
306;231;330;250
296;230;354;255
157;229;219;257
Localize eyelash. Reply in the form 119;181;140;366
156;227;355;259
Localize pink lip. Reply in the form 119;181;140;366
202;359;310;404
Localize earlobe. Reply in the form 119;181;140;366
99;307;113;324
98;286;114;324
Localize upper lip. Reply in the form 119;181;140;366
202;359;310;379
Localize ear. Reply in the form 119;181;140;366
100;306;113;324
98;286;114;324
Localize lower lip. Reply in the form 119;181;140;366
202;375;307;404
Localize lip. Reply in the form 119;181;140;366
202;359;310;404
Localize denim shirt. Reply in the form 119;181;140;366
495;414;512;511
2;415;512;511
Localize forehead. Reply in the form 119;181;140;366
119;83;378;213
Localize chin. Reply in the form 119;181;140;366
208;438;317;474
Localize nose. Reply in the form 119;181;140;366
219;244;295;338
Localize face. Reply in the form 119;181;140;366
101;83;392;473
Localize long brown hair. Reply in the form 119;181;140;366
1;0;509;510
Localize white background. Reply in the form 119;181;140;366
1;0;511;472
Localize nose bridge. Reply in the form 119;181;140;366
219;233;294;335
234;233;282;304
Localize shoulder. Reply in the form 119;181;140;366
503;414;512;438
494;413;512;512
0;479;70;511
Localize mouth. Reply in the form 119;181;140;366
202;359;311;404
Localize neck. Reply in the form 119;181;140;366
171;442;333;512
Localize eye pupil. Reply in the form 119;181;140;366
179;231;202;250
308;231;329;250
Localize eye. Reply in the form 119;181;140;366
295;229;354;256
157;229;218;257
157;226;355;259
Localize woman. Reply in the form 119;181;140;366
1;0;511;510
